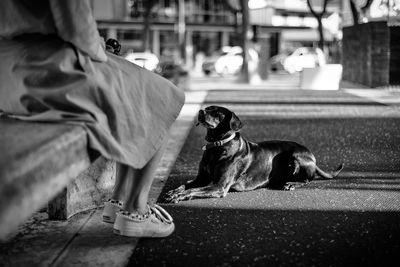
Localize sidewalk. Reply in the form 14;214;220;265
0;90;207;267
1;74;400;266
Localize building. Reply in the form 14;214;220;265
92;0;341;66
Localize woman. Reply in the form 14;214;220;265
0;0;185;238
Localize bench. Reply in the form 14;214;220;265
0;118;115;240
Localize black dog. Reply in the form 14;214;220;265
166;105;343;203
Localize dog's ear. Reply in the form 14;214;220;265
229;112;242;131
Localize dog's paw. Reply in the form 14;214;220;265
166;185;185;197
164;195;180;203
165;194;183;203
283;183;296;191
165;189;192;203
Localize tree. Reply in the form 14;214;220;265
349;0;360;25
348;0;373;25
239;0;250;83
177;0;186;63
306;0;332;52
141;0;156;51
225;0;251;83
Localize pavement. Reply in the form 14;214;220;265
1;72;400;267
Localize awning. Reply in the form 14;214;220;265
281;28;334;41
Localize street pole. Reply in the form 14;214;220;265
178;0;186;64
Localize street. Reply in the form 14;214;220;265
1;76;399;267
130;85;400;267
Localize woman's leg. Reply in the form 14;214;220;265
113;134;175;238
122;134;169;214
111;162;130;202
103;161;130;223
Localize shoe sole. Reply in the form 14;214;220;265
113;218;175;238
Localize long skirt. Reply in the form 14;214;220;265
0;34;185;168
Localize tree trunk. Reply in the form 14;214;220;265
142;15;151;51
349;0;359;25
177;0;186;63
316;16;325;50
306;0;330;53
239;0;250;83
142;0;155;51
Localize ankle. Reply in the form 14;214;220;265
122;205;148;215
107;198;123;206
111;193;123;201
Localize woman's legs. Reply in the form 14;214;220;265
115;134;169;214
111;134;175;237
111;163;130;202
102;162;129;223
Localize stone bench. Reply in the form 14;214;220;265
0;118;114;240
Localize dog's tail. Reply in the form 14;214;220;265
315;163;344;179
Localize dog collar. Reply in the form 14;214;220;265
202;133;236;151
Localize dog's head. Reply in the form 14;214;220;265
197;106;243;142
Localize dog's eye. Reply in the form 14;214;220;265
207;110;217;116
210;111;220;117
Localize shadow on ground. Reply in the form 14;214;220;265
130;113;400;266
129;205;399;267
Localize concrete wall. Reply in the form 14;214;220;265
342;21;400;88
390;27;400;85
48;157;115;219
342;21;389;87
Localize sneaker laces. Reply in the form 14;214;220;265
149;204;173;224
120;204;173;224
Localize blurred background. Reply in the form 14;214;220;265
91;0;400;88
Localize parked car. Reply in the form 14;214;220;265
125;51;159;71
282;47;326;73
201;50;229;76
270;53;288;72
201;58;217;76
201;46;259;76
213;46;259;76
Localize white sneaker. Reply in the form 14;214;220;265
102;199;123;223
113;204;175;238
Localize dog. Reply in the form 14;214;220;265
166;105;343;203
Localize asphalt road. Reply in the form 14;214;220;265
129;89;400;267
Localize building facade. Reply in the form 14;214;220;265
92;0;341;66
